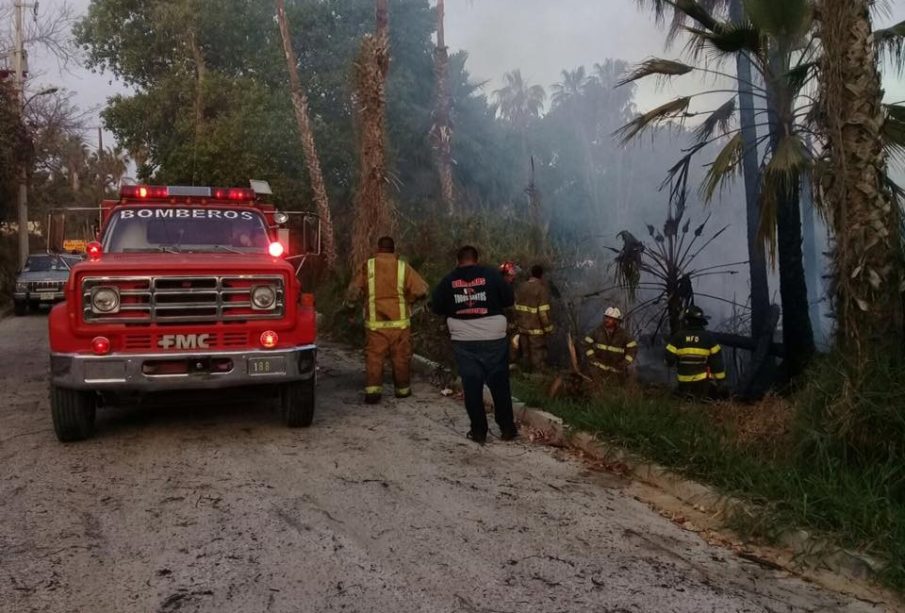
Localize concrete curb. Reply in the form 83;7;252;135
508;400;886;584
411;352;885;583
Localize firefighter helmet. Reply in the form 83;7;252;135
604;306;623;321
499;261;519;277
683;305;709;324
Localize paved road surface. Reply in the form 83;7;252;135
0;314;886;612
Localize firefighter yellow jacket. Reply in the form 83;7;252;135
584;325;637;374
665;326;726;383
514;279;553;336
347;253;428;330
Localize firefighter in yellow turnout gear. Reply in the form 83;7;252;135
665;305;726;398
514;265;554;371
347;236;429;404
583;307;637;382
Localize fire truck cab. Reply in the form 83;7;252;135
47;185;319;442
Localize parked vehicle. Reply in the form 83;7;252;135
47;184;320;442
13;254;82;315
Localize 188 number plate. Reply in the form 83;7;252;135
248;356;286;376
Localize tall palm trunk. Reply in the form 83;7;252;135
188;29;206;186
767;50;815;379
819;0;902;356
351;0;395;269
432;0;455;215
276;0;337;270
729;0;771;338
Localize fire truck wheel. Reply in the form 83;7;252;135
13;300;27;316
281;380;315;428
50;385;97;442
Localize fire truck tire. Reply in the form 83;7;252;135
281;380;315;428
13;300;26;316
50;386;97;442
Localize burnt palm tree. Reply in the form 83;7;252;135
275;0;337;270
432;0;455;216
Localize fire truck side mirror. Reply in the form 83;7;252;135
278;212;322;257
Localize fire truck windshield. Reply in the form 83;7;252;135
103;208;270;254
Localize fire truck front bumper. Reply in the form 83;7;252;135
50;345;317;392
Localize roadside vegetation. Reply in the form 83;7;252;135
513;364;905;591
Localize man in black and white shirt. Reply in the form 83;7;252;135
432;246;518;444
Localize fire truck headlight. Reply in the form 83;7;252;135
251;285;277;310
91;287;121;314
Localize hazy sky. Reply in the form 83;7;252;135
18;0;905;146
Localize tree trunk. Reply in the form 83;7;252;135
275;0;337;270
730;0;771;339
819;0;902;357
351;0;395;269
775;179;815;378
432;0;455;215
767;50;815;379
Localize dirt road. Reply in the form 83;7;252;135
0;314;887;612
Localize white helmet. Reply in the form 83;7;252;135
604;306;623;321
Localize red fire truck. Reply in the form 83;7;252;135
47;185;319;442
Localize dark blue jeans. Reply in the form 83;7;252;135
452;338;515;436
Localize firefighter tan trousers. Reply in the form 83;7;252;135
519;334;548;371
365;328;413;397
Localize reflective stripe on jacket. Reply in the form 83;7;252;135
514;279;553;336
664;326;726;383
583;325;637;373
347;253;429;331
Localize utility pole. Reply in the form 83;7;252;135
13;0;29;269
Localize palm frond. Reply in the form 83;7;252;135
875;19;905;73
883;103;905;165
617;58;694;87
785;61;817;97
743;0;812;45
700;132;744;201
693;97;737;143
674;0;720;31
686;23;762;59
758;134;810;251
634;0;720;44
616;97;692;143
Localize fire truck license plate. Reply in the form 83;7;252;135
248;357;286;376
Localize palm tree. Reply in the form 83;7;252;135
637;0;771;354
350;0;395;269
493;69;545;184
627;0;905;378
624;0;819;378
60;135;88;192
551;66;588;109
818;0;903;356
275;0;337;270
432;0;455;216
493;70;546;128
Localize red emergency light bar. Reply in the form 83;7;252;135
119;185;257;202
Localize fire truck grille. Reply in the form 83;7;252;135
121;331;251;351
81;276;285;324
